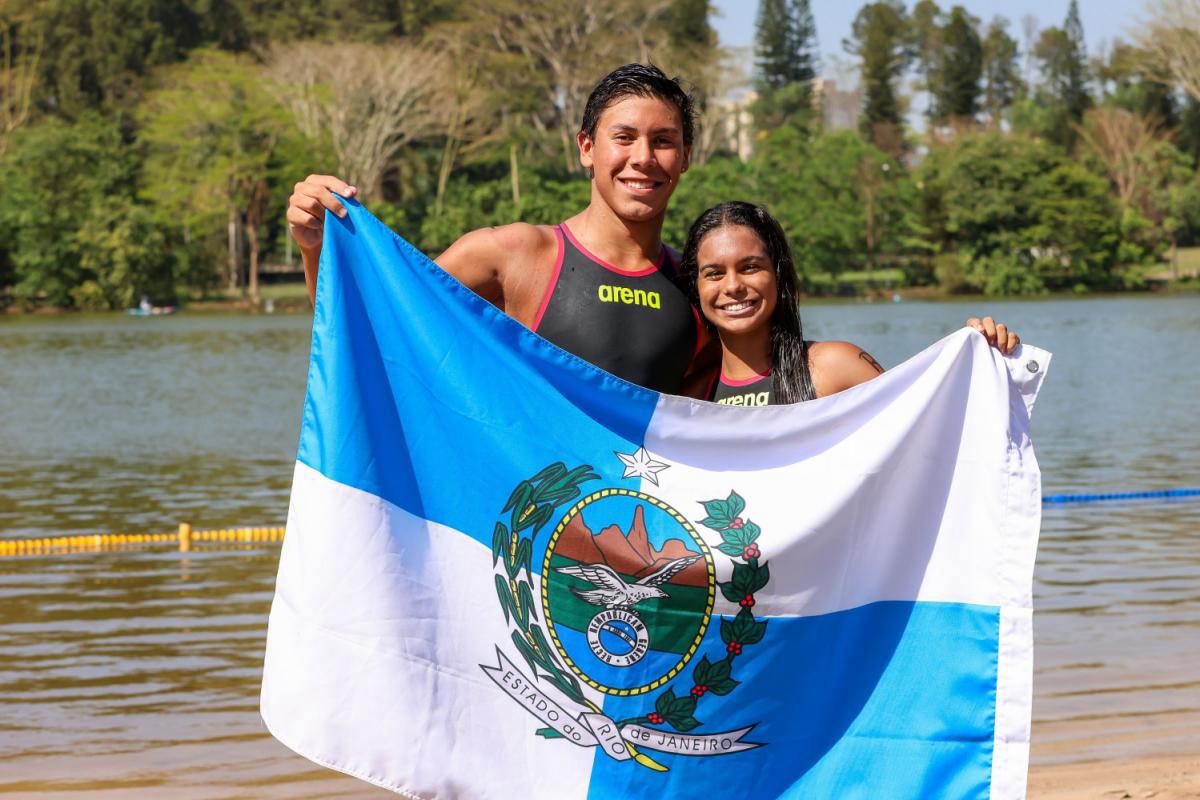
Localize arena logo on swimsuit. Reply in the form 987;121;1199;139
717;392;771;407
597;284;661;309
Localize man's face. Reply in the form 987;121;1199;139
578;95;691;223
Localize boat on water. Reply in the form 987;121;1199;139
125;305;177;316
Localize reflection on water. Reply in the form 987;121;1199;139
1;296;1197;796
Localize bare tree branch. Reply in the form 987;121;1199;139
267;41;448;197
1136;0;1200;101
0;4;42;156
1076;107;1167;210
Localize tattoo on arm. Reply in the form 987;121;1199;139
858;350;885;375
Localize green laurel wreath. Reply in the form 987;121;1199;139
491;462;597;706
619;490;769;733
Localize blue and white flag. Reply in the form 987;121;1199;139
261;199;1050;799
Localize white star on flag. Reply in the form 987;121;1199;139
615;447;670;485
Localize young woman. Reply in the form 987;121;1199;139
678;202;1020;405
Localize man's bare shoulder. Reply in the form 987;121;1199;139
442;222;557;262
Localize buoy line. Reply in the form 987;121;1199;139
0;524;284;557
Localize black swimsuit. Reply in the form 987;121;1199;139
708;372;775;406
533;224;699;394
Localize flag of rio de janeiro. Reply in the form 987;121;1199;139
260;199;1051;800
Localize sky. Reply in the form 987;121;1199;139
711;0;1147;85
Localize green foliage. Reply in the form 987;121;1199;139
980;17;1023;121
1;0;1196;307
0;114;180;308
1096;42;1177;124
846;0;911;154
761;129;929;283
930;6;982;122
919;132;1121;294
1032;1;1092;148
753;0;818;129
32;0;198;117
666;0;716;62
418;171;591;255
138;49;317;295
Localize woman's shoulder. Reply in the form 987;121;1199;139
807;340;885;397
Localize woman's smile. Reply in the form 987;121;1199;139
696;225;778;337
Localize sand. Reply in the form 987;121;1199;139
1027;708;1200;799
1029;753;1200;799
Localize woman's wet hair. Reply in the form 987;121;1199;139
679;202;817;404
580;64;695;147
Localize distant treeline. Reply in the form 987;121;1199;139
1;0;1198;309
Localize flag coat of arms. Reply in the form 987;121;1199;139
261;199;1050;799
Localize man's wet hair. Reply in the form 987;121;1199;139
580;64;696;147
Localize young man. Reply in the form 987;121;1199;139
289;63;1019;395
287;64;707;394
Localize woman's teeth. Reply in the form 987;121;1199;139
722;301;755;313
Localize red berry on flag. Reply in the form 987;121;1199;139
729;518;744;529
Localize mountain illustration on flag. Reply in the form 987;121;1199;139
556;505;708;587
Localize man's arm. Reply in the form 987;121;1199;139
287;174;553;316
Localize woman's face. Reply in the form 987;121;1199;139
695;224;778;338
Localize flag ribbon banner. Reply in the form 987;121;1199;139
261;199;1050;800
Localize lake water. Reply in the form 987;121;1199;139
1;296;1197;797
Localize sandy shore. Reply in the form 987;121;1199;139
1027;708;1200;799
1029;753;1200;799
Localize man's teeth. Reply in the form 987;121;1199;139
623;180;657;189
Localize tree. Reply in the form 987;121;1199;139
464;0;673;174
753;128;928;285
1136;0;1200;102
423;26;495;218
1076;107;1168;208
845;1;911;155
980;17;1022;125
909;0;943;107
267;40;448;199
1078;107;1196;267
1095;42;1177;122
666;0;716;68
30;0;199;117
919;132;1121;293
1034;0;1091;145
0;114;179;308
930;5;982;123
0;2;43;155
753;0;818;129
140;49;302;302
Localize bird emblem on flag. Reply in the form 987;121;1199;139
558;555;704;609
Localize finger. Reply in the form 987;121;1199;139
286;205;322;230
982;316;998;344
288;194;328;225
965;317;984;333
303;175;358;198
294;186;347;219
1009;333;1020;355
996;323;1008;351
